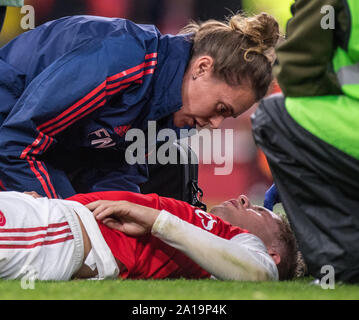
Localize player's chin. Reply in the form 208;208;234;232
209;205;227;219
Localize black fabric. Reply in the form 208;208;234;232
252;94;359;283
0;6;6;33
140;141;206;210
47;140;206;208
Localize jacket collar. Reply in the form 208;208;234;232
145;33;193;122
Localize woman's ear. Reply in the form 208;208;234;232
192;55;214;78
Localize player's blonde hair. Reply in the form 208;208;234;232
180;12;280;100
274;215;308;280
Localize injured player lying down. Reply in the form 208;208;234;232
0;190;298;281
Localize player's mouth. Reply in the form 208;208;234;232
224;199;239;209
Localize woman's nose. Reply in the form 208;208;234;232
209;115;224;129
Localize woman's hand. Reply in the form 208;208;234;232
86;200;160;237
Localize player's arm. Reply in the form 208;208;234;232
152;210;278;281
88;200;278;281
0;36;156;198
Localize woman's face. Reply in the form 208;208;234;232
174;56;257;129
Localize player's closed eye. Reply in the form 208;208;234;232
254;206;276;219
254;206;267;214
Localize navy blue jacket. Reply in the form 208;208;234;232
0;16;192;198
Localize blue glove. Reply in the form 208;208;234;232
263;184;281;211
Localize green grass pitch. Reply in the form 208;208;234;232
1;278;359;300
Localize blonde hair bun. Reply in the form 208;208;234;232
229;12;280;61
179;12;280;100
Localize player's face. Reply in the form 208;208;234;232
174;56;256;129
210;195;282;246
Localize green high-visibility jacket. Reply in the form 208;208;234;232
275;0;359;160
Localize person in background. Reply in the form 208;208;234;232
0;0;24;32
252;0;359;283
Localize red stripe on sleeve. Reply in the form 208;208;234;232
37;81;107;132
26;156;54;198
49;99;107;137
0;180;6;191
145;53;158;60
44;91;106;136
20;132;44;159
35;159;58;198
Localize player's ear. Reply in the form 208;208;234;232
268;248;281;265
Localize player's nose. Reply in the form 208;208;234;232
209;115;224;129
237;195;251;209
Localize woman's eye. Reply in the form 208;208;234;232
219;105;227;114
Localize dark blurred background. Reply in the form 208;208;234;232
0;0;292;207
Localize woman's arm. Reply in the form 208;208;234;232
0;35;157;197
